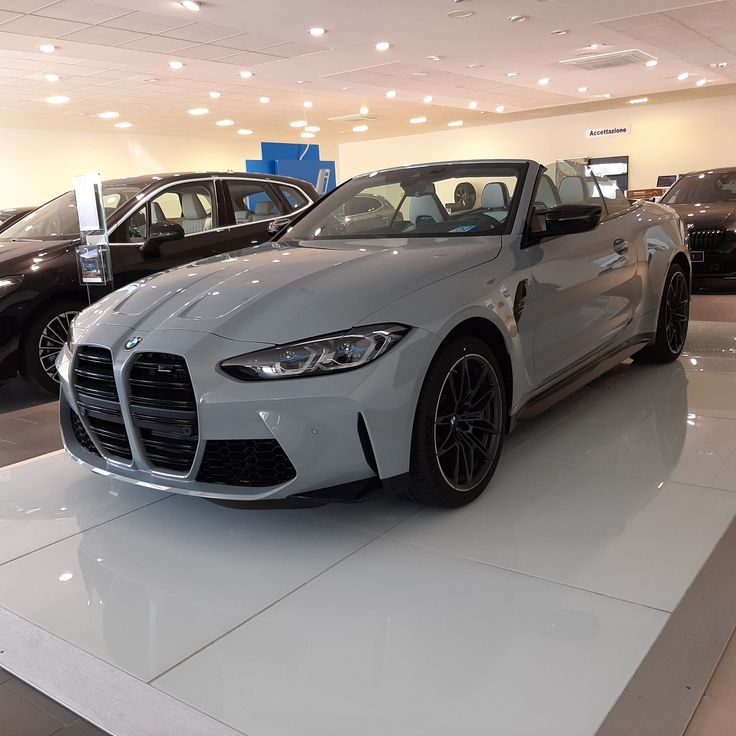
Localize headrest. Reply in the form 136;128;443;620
152;202;166;223
255;201;275;215
181;192;208;219
403;180;436;197
481;182;510;209
559;176;586;204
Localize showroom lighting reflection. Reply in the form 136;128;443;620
237;128;254;135
216;119;234;126
505;72;519;77
58;572;73;582
352;124;369;132
169;61;184;70
495;105;505;113
290;120;307;127
301;132;316;138
46;95;70;104
308;27;326;36
386;89;397;98
179;0;201;11
578;86;589;92
646;59;659;67
629;97;649;104
375;41;391;51
98;111;119;119
589;43;605;50
188;107;209;115
538;77;550;85
39;44;56;53
410;116;427;124
305;125;320;132
423;95;433;103
696;78;707;86
303;100;314;108
508;15;527;22
44;73;60;82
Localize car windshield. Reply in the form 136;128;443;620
0;185;142;240
283;162;527;242
661;170;736;204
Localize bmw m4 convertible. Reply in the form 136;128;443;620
58;159;690;507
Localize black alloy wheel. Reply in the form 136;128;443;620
405;337;506;507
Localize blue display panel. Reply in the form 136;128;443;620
246;142;336;194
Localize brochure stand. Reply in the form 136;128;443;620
73;172;113;289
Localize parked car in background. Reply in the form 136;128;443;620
660;167;736;284
0;206;35;234
0;172;317;392
58;159;689;508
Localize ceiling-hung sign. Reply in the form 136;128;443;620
585;125;631;139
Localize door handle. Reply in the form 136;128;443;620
613;238;629;255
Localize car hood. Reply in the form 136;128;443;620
668;203;736;229
83;237;503;344
0;237;75;273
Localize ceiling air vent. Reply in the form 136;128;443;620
327;113;377;122
559;49;656;70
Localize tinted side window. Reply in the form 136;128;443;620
226;181;284;224
277;185;309;210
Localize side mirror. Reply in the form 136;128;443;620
139;221;184;259
541;204;603;237
268;217;291;236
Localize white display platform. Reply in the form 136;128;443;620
0;321;734;736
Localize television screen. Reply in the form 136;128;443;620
657;175;677;187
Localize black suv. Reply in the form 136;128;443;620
0;171;317;392
0;207;35;234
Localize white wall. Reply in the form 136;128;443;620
0;128;338;207
338;92;736;190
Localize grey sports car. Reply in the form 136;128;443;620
58;159;690;507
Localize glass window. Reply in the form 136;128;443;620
0;185;142;241
121;205;147;243
225;180;284;225
277;185;309;210
592;173;630;215
150;182;215;235
661;170;736;204
284;162;525;242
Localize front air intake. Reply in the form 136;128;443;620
197;439;297;487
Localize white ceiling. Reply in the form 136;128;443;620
0;0;735;144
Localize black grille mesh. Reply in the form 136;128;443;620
197;439;296;487
70;409;100;456
689;229;726;250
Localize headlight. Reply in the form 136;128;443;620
221;324;409;380
67;315;81;350
0;275;23;297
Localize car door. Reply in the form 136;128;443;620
109;179;227;286
523;169;639;386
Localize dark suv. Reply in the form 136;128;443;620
0;171;317;392
660;168;736;284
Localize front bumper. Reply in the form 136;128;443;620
58;325;438;501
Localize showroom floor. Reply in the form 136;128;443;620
0;296;735;736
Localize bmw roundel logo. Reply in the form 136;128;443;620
124;336;143;351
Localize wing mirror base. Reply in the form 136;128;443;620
527;204;603;244
139;221;185;259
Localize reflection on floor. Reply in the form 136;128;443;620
0;320;734;736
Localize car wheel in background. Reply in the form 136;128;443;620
633;263;690;364
405;336;506;507
21;300;83;394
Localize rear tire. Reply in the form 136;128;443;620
633;264;690;364
404;337;506;507
21;299;84;394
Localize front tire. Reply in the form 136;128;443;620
633;263;690;364
21;300;83;394
404;337;506;507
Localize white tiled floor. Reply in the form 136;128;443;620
0;321;734;736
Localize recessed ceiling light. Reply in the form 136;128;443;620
447;9;475;18
237;128;254;135
550;29;569;35
495;105;505;113
386;89;397;98
375;41;391;51
409;116;427;124
410;71;427;77
677;72;689;81
301;131;316;138
645;59;658;67
39;44;56;54
143;77;158;83
114;121;132;128
209;91;221;98
508;15;527;23
695;78;707;87
239;70;253;78
259;96;270;103
589;43;605;50
578;86;589;92
179;0;201;11
468;100;478;109
505;72;519;77
427;55;442;61
188;107;209;115
305;125;320;132
353;124;369;132
168;61;184;70
596;93;612;98
216;119;234;126
712;62;728;69
359;105;369;115
44;73;60;82
303;100;314;108
46;95;70;105
448;120;464;127
538;77;550;85
98;111;119;119
423;95;433;103
290;120;307;127
308;27;326;36
466;63;481;69
629;97;648;104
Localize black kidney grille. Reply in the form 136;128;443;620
128;353;198;473
197;440;297;487
689;229;726;250
72;346;132;461
70;409;100;457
